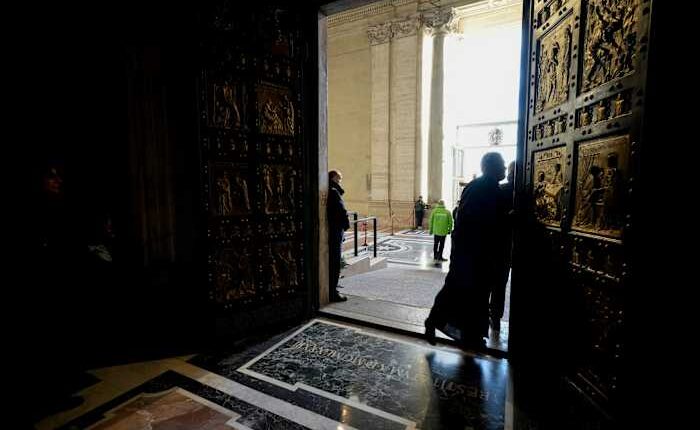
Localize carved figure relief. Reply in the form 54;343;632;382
213;249;256;303
213;132;248;159
210;82;244;129
573;135;629;239
533;148;567;227
612;93;626;117
216;222;253;245
537;0;568;28
213;165;251;216
579;108;591;127
536;17;573;112
576;90;631;128
261;164;296;214
257;84;295;136
554;116;564;134
570;237;623;280
544;122;554;137
594;101;608;123
269;9;292;57
265;242;299;290
582;0;639;92
217;173;233;216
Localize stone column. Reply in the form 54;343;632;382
424;8;457;205
367;22;392;226
389;15;421;229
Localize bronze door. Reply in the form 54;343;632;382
197;3;316;335
513;0;653;416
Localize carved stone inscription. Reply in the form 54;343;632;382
242;321;504;426
533;147;566;227
582;0;639;92
256;84;295;136
536;16;572;112
573;135;629;239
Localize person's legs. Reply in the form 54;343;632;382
490;266;510;330
433;235;440;260
437;235;446;260
424;269;461;344
328;228;346;302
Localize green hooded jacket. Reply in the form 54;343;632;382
429;203;453;236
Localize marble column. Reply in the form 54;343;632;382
424;8;457;205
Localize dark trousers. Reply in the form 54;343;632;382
490;264;510;320
433;235;446;259
329;228;344;296
415;211;424;228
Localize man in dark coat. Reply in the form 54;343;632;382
425;153;507;349
414;196;426;229
490;161;515;332
328;170;350;302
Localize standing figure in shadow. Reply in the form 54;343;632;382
425;153;508;350
327;170;350;302
490;161;516;332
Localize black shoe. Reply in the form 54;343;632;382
424;321;436;345
330;293;347;302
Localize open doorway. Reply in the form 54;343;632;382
320;0;523;353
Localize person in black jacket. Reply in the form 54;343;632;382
424;153;508;349
328;170;350;302
490;161;515;332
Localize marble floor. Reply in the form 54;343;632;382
345;233;451;272
321;295;509;353
38;319;511;430
332;233;511;352
339;267;445;308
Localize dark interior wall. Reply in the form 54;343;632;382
17;0;208;369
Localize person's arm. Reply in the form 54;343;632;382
340;198;350;231
447;210;453;234
327;189;342;228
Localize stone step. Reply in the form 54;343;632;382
340;254;387;278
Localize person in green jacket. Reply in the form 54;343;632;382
429;199;453;262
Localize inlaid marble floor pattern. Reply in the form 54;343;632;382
40;318;511;430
